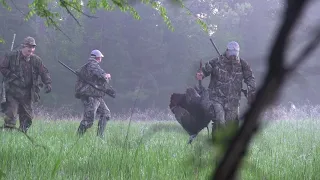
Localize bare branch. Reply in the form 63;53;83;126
46;16;73;42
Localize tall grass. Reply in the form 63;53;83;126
1;104;320;179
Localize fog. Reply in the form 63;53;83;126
0;0;320;116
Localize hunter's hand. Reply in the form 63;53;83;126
196;72;203;80
44;84;52;93
105;73;111;80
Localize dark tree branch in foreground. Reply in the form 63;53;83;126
212;0;320;179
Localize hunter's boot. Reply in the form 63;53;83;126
77;124;87;137
97;117;109;138
2;116;16;131
2;124;15;131
19;116;32;133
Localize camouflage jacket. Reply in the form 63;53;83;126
201;53;256;105
75;58;108;98
0;50;52;102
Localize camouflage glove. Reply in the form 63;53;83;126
105;88;116;98
44;84;52;93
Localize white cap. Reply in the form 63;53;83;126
90;49;104;57
227;41;240;51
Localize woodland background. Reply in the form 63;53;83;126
1;0;320;116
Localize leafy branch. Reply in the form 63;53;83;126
0;0;178;39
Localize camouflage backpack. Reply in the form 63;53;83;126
74;62;90;99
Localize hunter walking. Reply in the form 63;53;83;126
75;49;112;138
0;36;52;133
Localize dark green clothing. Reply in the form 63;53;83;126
0;50;52;132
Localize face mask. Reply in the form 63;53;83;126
226;49;239;58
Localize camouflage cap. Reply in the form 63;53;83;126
23;36;36;46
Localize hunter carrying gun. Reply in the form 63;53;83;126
196;40;256;131
0;36;52;133
70;49;115;138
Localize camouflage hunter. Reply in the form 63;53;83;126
0;36;52;133
198;41;256;130
75;49;112;138
58;60;116;98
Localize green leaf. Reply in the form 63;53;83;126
128;6;141;20
87;0;99;13
100;0;115;10
0;37;5;44
178;2;209;34
196;19;208;34
0;0;11;11
150;1;174;31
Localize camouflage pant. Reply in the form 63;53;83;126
209;100;240;131
77;96;111;137
1;93;33;133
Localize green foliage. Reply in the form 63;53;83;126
0;37;4;44
100;0;114;10
117;3;141;20
1;119;320;179
0;169;5;179
51;138;80;179
0;0;176;32
0;120;215;179
196;19;208;34
0;0;10;10
211;121;239;160
25;0;62;28
0;0;213;45
87;0;118;12
58;0;85;19
86;0;100;12
152;1;173;31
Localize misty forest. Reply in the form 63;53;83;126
1;0;320;179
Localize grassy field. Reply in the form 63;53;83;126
1;117;320;180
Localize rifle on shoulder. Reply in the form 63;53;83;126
58;60;116;98
1;33;16;104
